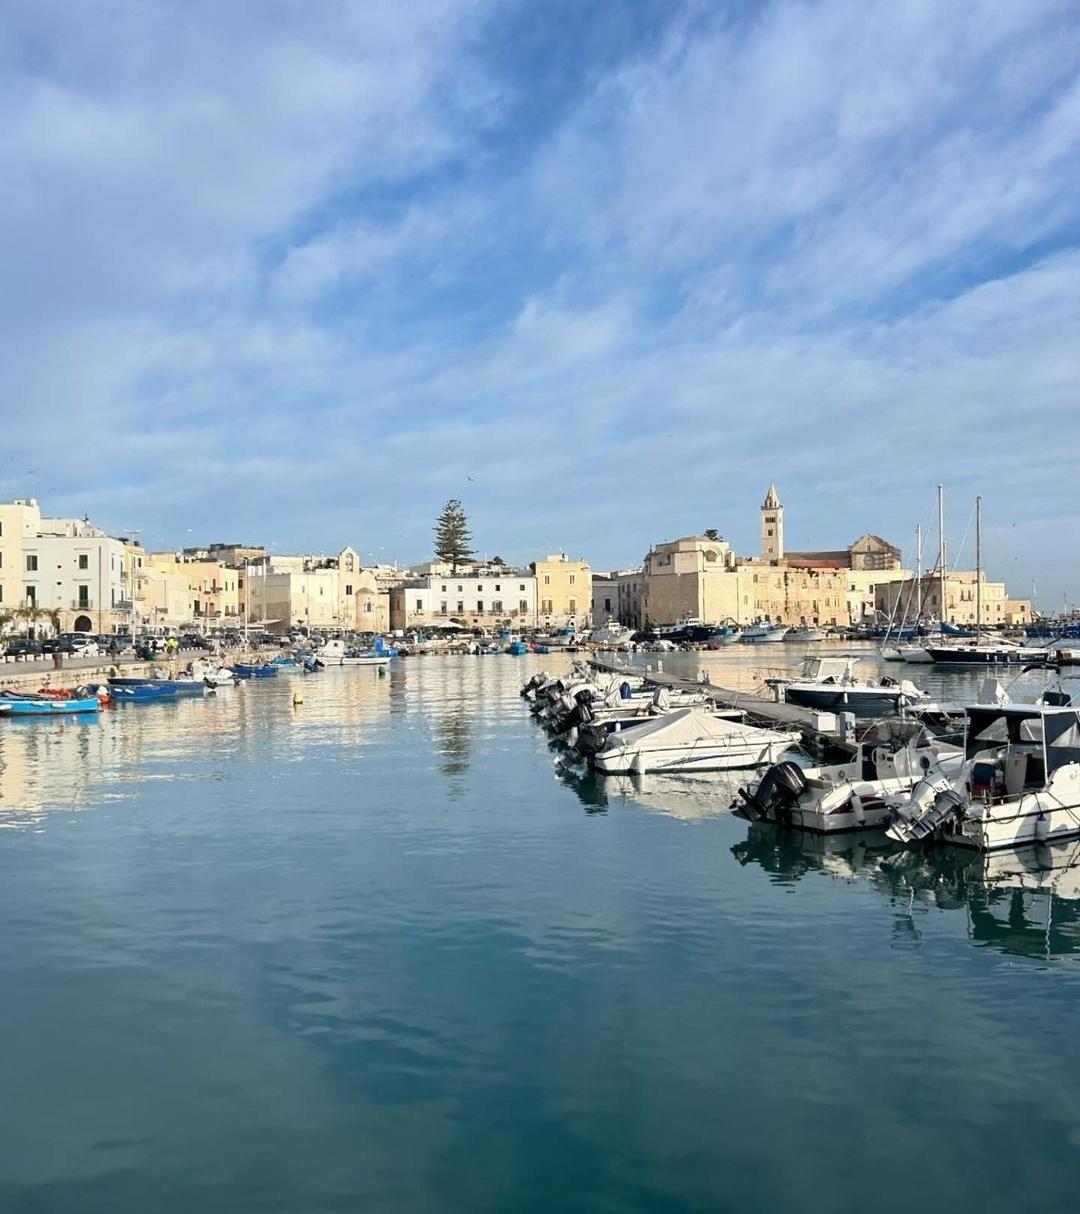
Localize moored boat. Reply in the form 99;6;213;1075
0;695;101;716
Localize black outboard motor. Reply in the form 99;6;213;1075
736;761;808;824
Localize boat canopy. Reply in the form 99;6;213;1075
800;656;858;681
963;705;1080;774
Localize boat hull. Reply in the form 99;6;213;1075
924;646;1048;666
0;697;100;716
594;736;795;775
782;687;907;715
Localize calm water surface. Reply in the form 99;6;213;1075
2;646;1079;1213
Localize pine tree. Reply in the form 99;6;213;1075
433;499;475;573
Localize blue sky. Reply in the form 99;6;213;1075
2;0;1078;604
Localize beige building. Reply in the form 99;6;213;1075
642;536;740;628
0;498;42;619
530;555;592;628
246;547;390;634
876;572;1031;627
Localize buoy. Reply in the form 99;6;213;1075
292;690;304;705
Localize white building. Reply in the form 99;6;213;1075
22;516;127;634
391;571;537;630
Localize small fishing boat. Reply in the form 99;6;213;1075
506;641;529;655
741;622;790;643
108;683;178;701
0;695;101;716
233;663;279;679
786;626;828;643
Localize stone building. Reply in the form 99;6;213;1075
875;572;1031;628
641;536;740;628
593;569;644;631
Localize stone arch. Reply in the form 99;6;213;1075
73;615;93;633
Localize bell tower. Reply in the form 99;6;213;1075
761;484;784;563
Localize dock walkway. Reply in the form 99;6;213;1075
588;655;852;750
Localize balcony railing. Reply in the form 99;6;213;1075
70;599;95;611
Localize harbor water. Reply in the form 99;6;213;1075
2;646;1080;1212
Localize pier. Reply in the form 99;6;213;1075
588;654;855;754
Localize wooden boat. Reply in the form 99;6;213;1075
233;663;278;679
108;683;178;701
0;696;100;716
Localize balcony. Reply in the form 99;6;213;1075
70;599;95;611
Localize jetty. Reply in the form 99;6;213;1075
588;654;854;755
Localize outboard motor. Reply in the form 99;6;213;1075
736;761;808;824
887;788;965;844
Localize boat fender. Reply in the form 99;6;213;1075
1035;811;1050;843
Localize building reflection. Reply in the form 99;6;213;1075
732;822;1080;959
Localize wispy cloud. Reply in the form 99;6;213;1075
1;0;1078;597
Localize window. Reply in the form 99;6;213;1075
477;585;483;592
0;586;3;603
457;601;464;614
457;585;463;592
25;555;37;572
477;600;484;613
364;602;372;613
520;599;528;613
492;600;502;613
544;575;550;585
569;574;575;585
542;599;553;614
416;598;423;611
519;583;525;591
495;583;501;592
345;584;353;596
440;602;448;614
604;597;612;612
25;587;35;606
441;585;447;593
569;598;576;614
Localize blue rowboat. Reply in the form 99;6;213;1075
233;663;278;679
109;683;178;701
0;696;100;716
108;677;201;696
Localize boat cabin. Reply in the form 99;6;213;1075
798;655;859;684
964;704;1080;798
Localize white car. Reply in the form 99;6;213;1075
68;638;100;657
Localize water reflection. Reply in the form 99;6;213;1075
559;767;744;820
732;821;1080;959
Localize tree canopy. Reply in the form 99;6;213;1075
434;499;475;573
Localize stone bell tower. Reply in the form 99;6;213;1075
761;484;784;563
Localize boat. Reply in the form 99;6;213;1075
924;642;1049;666
0;695;100;716
882;643;934;663
768;655;927;716
591;707;800;775
590;620;636;648
887;701;1080;851
786;626;828;643
741;622;790;643
107;683;178;701
505;640;529;656
708;624;742;646
107;676;199;695
735;719;964;833
203;668;239;689
233;663;279;679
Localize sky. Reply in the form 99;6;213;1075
2;0;1078;605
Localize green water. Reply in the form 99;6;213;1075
1;650;1078;1212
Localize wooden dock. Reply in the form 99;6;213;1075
588;656;854;753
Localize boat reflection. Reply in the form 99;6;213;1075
558;767;744;820
732;821;1080;959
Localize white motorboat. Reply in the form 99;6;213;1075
736;720;963;833
887;701;1080;851
786;627;828;643
592;707;799;775
203;668;239;689
768;656;927;716
590;620;636;648
318;638;395;667
741;622;790;643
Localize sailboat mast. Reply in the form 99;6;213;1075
976;495;982;637
938;484;947;628
915;523;923;620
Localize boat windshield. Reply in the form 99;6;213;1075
1044;711;1080;775
965;708;1043;759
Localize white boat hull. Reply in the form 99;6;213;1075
594;736;794;775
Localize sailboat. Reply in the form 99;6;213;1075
924;496;1048;667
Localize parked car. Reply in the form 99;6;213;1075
179;634;214;651
3;638;43;657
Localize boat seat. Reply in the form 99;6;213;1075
971;761;1002;798
1004;752;1027;797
